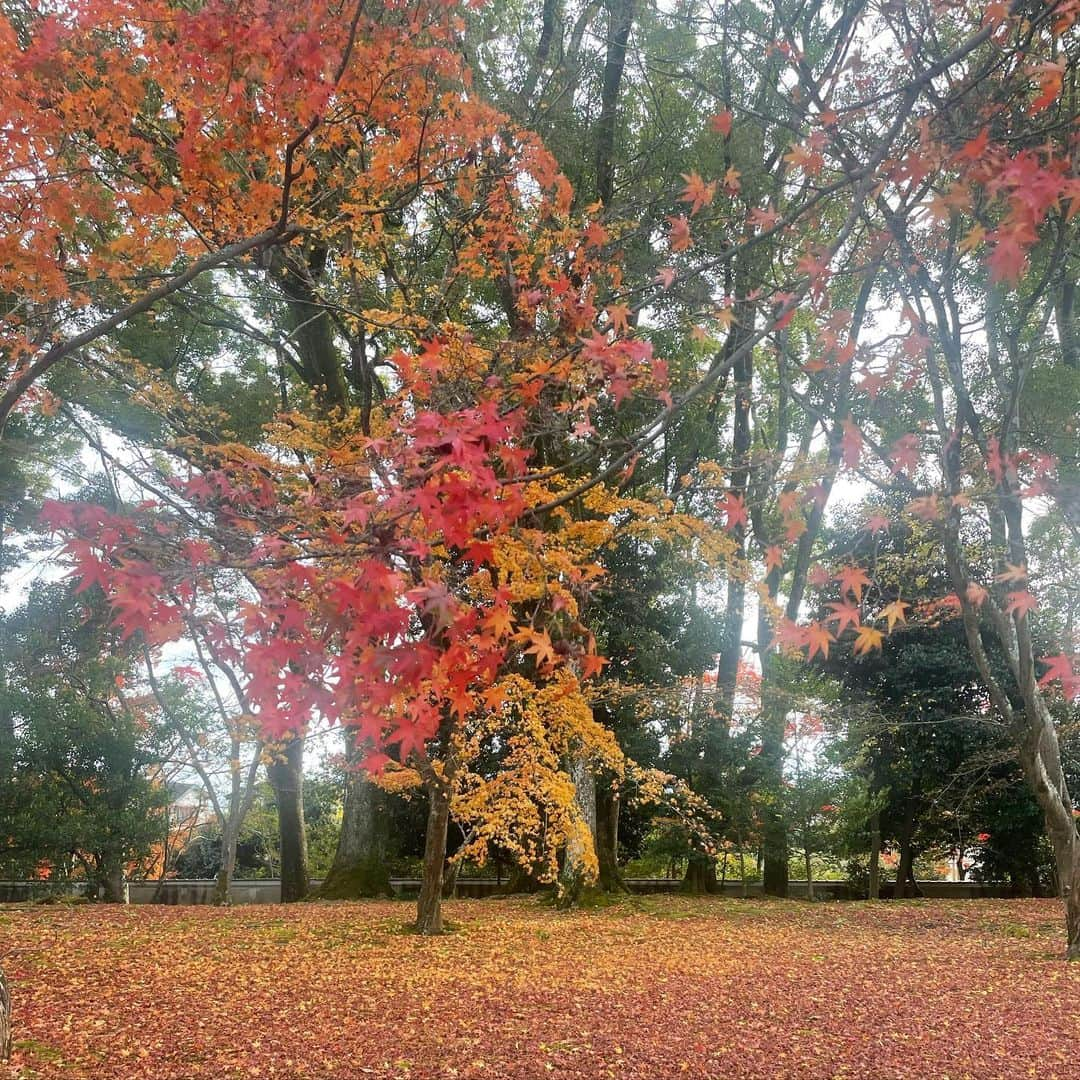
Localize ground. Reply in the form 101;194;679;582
1;896;1078;1079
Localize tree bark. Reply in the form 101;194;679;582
868;810;881;900
214;822;238;906
682;851;719;894
558;756;598;906
268;735;309;902
595;782;627;892
416;778;452;935
319;766;392;899
895;807;916;899
99;864;128;904
593;0;635;205
0;964;9;1063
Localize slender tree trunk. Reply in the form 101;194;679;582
895;809;916;899
803;842;814;901
416;779;452;935
0;963;10;1063
319;736;392;899
214;823;238;906
595;782;627;893
868;810;881;900
268;735;309;902
594;0;635;206
1067;860;1080;961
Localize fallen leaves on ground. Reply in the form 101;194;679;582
1;897;1077;1079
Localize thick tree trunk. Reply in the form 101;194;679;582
682;851;718;894
268;736;309;902
1013;722;1080;958
868;810;881;900
762;808;789;897
99;864;128;904
502;865;544;894
0;964;9;1063
595;782;627;893
416;779;452;935
319;749;392;899
558;757;598;906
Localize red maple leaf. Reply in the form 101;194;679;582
835;564;872;600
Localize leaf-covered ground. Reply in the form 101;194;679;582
2;897;1078;1078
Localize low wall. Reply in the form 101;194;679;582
1;878;1019;905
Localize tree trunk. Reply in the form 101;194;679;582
214;822;238;906
268;735;309;902
99;864;128;904
594;0;635;205
595;782;627;893
502;865;544;894
803;843;814;901
319;751;392;899
762;802;789;897
895;832;914;899
416;779;452;935
0;964;10;1063
868;810;881;900
682;851;718;894
1067;859;1080;961
558;756;598;906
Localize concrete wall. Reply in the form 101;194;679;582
1;878;1019;905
